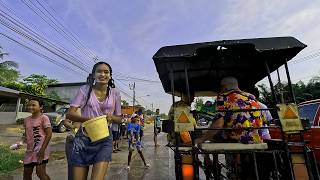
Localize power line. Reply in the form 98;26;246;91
0;10;90;73
290;50;320;65
0;11;90;72
0;0;91;69
36;0;97;61
20;0;95;63
116;79;130;88
0;33;86;77
115;77;160;83
1;0;161;86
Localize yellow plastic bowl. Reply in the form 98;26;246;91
82;115;109;142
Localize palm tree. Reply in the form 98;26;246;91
0;46;19;84
0;46;18;68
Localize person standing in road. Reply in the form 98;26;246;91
23;99;52;180
154;109;161;147
66;62;122;180
126;114;150;170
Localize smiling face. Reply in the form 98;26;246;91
94;64;111;85
27;100;42;114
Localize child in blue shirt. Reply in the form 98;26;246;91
127;114;150;170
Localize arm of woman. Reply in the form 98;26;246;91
66;86;90;123
109;89;123;124
109;115;123;124
66;107;90;123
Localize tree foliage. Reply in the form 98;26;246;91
121;100;129;106
193;98;204;110
1;74;59;97
0;46;19;83
258;76;320;108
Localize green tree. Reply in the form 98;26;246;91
1;81;26;92
0;46;19;84
159;113;168;119
23;74;58;85
2;74;59;97
258;75;320;107
121;100;129;106
193;97;204;110
22;74;58;96
146;109;153;115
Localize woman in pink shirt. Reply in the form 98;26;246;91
23;99;52;180
66;62;122;180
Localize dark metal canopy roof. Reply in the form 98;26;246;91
153;36;306;95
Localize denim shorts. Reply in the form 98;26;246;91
112;131;120;141
128;140;142;151
70;128;113;166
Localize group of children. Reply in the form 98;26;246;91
21;98;150;180
19;62;153;180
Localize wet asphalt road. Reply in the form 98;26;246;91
3;124;177;180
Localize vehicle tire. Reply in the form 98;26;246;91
58;122;66;133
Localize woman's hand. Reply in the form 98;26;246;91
106;113;123;124
66;107;90;123
106;113;112;123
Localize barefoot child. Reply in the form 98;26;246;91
23;99;52;180
127;114;150;170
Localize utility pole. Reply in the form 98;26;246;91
151;103;154;115
129;82;136;113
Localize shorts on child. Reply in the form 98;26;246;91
24;159;49;167
128;140;142;151
112;131;120;141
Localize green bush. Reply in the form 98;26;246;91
0;145;24;173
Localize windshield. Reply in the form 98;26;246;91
299;102;320;124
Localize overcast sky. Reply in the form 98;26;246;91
1;0;320;113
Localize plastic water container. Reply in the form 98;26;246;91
82;115;109;142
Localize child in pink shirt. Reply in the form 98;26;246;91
23;99;52;180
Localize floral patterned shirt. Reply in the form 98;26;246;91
216;89;265;144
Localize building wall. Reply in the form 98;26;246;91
46;86;81;103
0;112;16;124
121;106;139;115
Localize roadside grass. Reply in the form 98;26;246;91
0;145;24;174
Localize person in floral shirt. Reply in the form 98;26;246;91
195;76;265;144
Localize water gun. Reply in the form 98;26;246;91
10;141;23;150
196;101;216;116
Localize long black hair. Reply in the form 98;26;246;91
84;62;115;107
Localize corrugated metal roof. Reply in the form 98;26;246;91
0;86;68;104
0;86;20;94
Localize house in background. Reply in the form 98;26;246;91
46;82;86;103
0;86;68;124
121;105;140;115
